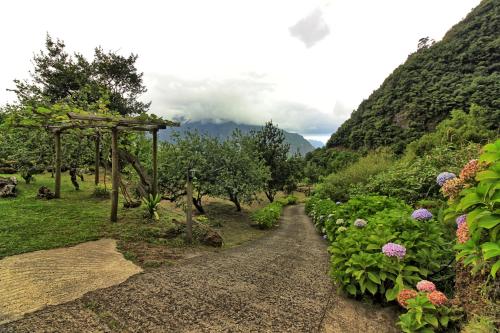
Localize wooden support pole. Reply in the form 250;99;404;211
54;131;62;198
95;133;100;186
111;128;119;222
152;129;158;196
186;170;193;243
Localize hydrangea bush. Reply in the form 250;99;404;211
443;139;500;277
329;208;451;301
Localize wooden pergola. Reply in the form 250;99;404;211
47;112;179;222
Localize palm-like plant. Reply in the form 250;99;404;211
142;193;161;221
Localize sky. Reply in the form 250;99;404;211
0;0;480;143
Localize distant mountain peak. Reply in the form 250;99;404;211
158;120;315;155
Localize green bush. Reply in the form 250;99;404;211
351;144;481;203
445;139;500;277
276;195;298;206
315;149;394;201
398;294;461;333
329;208;452;301
252;202;283;229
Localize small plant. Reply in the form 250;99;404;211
92;184;109;198
397;293;461;333
142;194;161;222
252;202;283;229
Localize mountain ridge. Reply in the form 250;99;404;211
327;0;499;152
158;120;315;155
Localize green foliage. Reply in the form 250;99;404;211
276;195;298;206
353;144;481;203
327;0;500;151
329;208;451;301
304;147;360;183
142;194;161;221
251;202;284;229
461;315;497;333
92;184;110;198
14;34;149;115
210;131;270;211
314;150;394;201
446;139;500;277
398;294;461;333
252;121;291;202
306;195;451;302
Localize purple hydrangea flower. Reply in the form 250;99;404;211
411;208;433;221
456;214;466;227
354;218;367;228
436;172;456;186
382;243;406;259
322;234;328;239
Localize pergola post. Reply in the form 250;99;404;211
185;169;193;243
152;129;158;196
95;133;100;186
54;130;62;199
111;128;119;222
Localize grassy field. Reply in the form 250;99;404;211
0;172;285;264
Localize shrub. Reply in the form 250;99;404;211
252;202;283;229
351;144;480;203
92;184;110;198
314;149;394;201
276;195;298;206
397;293;461;333
329;208;452;301
443;139;500;277
142;194;161;222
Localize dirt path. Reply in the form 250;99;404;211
0;205;397;333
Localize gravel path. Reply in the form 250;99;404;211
0;204;397;333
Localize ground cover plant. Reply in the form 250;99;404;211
251;195;297;229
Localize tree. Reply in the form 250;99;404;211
252;121;290;202
158;132;218;213
11;34;150;115
211;131;270;211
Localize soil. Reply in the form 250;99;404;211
0;205;397;332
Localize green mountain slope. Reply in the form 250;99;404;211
158;121;315;155
327;0;500;152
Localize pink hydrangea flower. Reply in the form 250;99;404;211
416;280;436;292
428;291;448;306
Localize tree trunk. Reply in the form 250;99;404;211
118;148;152;196
265;190;274;203
229;193;242;211
193;197;205;214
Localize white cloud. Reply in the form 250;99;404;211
0;0;481;137
289;8;331;48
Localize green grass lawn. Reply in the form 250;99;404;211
0;172;270;261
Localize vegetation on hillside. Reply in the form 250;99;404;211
327;0;499;152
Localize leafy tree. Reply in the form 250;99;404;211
158;132;219;213
12;34;150;115
252;121;290;202
210;131;270;211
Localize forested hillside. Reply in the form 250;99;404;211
327;0;499;152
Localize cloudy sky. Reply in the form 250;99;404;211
0;0;479;142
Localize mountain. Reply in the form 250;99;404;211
308;140;325;148
327;0;500;152
158;121;315;155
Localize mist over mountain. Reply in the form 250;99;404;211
308;140;325;148
158;120;315;155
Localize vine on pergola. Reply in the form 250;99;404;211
5;104;179;222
